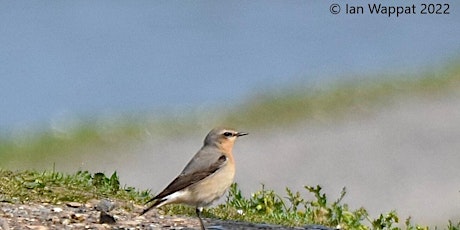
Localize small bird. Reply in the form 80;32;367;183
141;127;248;230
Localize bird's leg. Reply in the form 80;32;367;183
196;207;206;230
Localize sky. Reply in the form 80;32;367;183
1;1;459;132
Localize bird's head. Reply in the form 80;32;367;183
204;128;248;151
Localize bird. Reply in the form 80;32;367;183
140;127;248;230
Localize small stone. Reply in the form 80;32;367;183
70;213;86;222
51;207;63;213
66;202;82;208
50;215;60;224
71;223;86;228
96;199;115;212
99;211;116;224
26;226;48;230
61;219;71;225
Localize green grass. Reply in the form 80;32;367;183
1;169;459;229
0;169;150;209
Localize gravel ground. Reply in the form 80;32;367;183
0;200;335;230
11;91;460;227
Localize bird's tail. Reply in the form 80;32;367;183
139;198;166;216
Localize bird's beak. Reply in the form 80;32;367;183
236;132;248;137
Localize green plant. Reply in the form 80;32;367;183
1;169;459;229
0;169;150;205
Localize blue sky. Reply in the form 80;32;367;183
1;1;459;131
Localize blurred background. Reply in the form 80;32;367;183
1;1;460;227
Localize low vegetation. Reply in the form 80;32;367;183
0;169;149;207
1;169;459;229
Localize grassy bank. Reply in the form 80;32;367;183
223;61;460;128
1;61;460;167
0;169;459;229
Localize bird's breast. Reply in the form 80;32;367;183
186;163;235;207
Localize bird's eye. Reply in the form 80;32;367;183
223;132;233;137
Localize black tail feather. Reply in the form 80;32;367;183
140;198;165;216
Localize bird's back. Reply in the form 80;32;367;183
181;145;227;175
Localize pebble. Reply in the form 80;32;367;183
25;226;48;230
95;199;116;212
49;215;60;224
51;207;63;213
66;202;83;208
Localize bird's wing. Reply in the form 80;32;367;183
148;153;227;203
